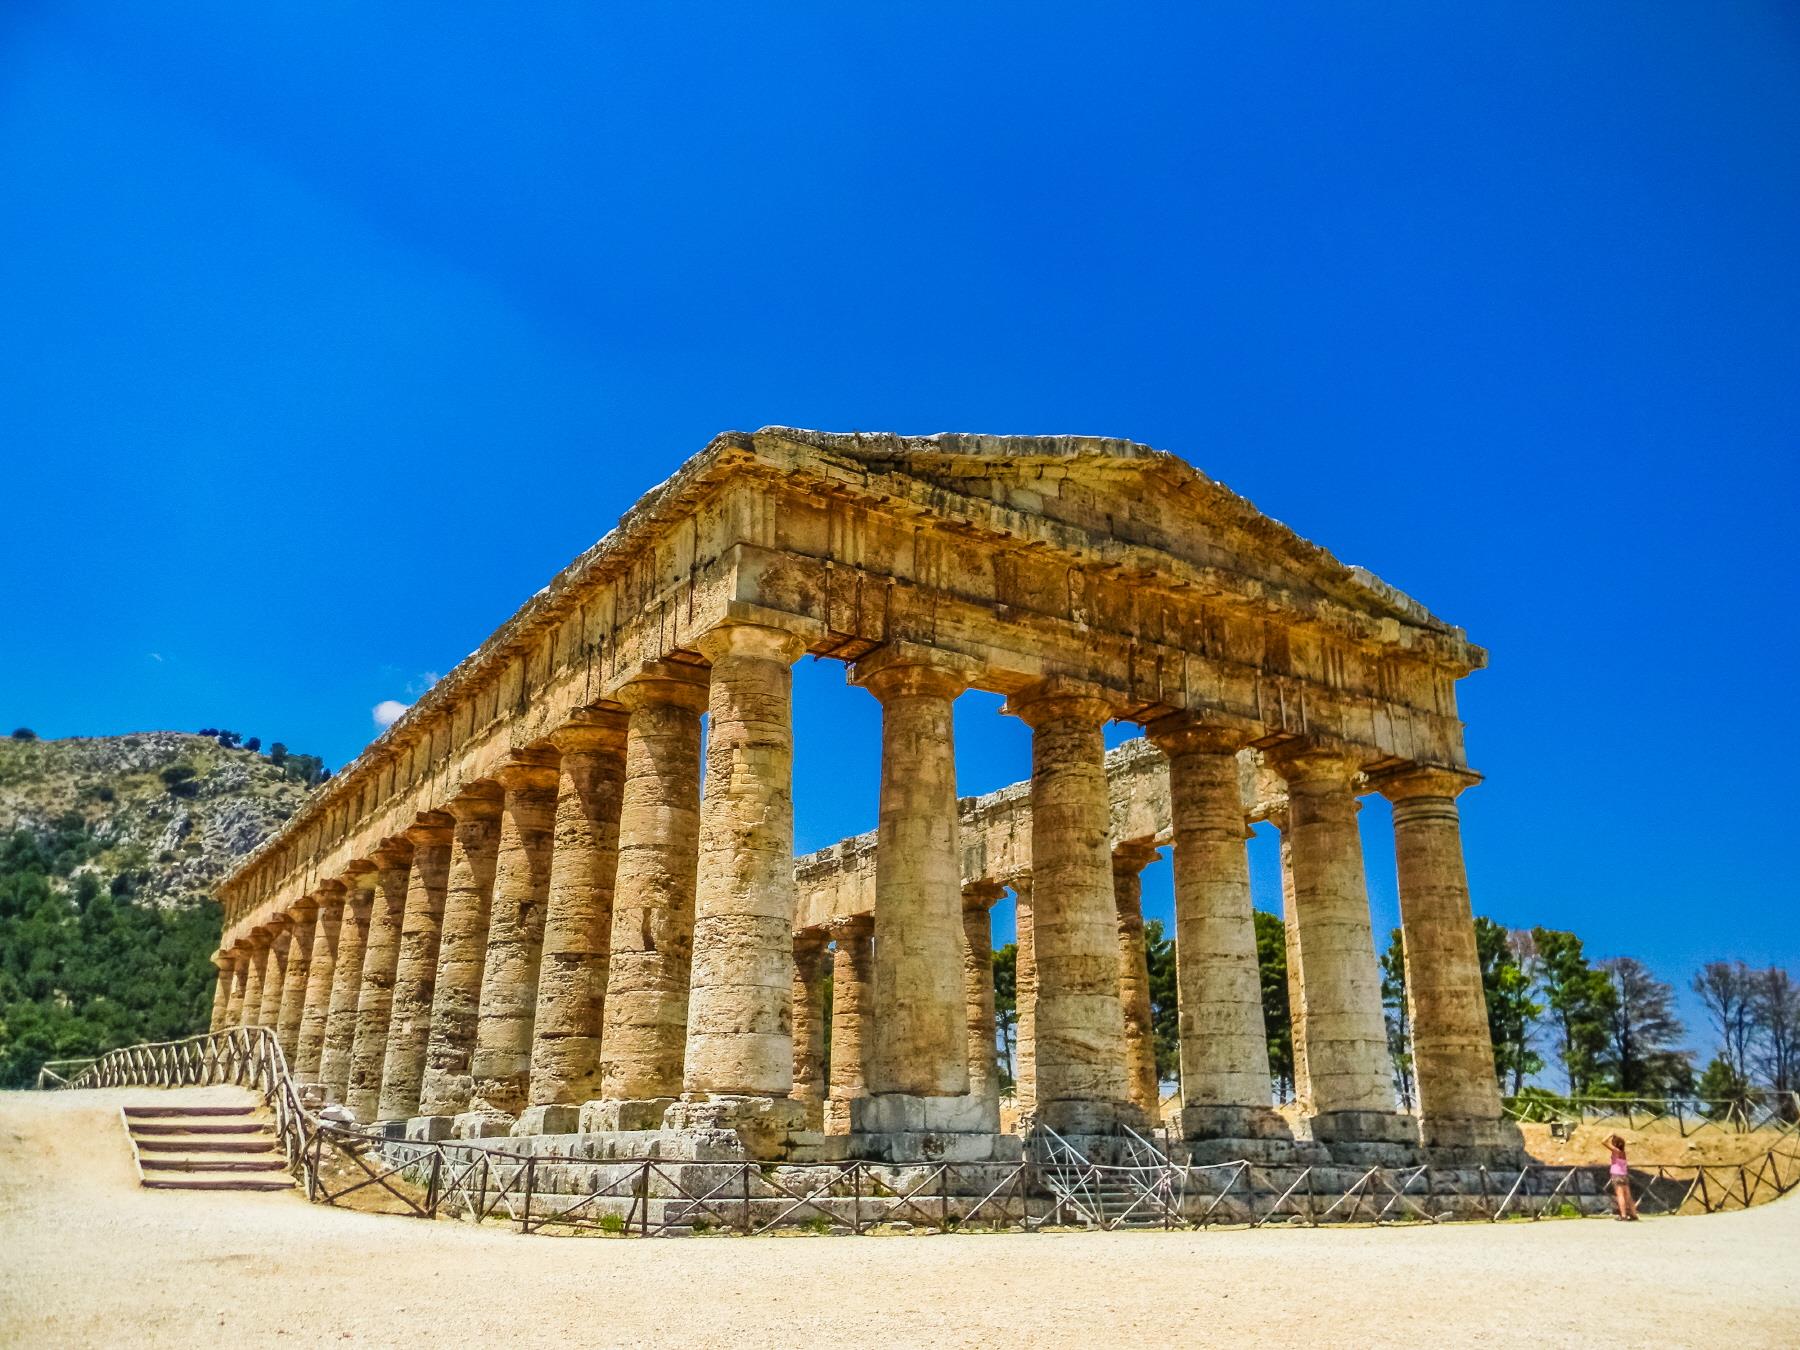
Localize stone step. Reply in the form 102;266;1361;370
123;1105;255;1118
128;1121;266;1136
133;1137;276;1154
140;1174;295;1192
138;1155;288;1173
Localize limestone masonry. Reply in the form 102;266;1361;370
212;429;1516;1164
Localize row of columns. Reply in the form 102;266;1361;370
213;621;1504;1153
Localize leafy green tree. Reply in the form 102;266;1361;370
1474;917;1543;1093
1696;1055;1751;1119
1380;927;1414;1109
1597;956;1693;1096
1144;917;1179;1084
992;943;1017;1087
1252;909;1295;1102
1529;927;1615;1094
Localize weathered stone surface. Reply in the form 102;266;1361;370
317;865;374;1103
257;930;288;1035
418;785;503;1117
1112;844;1162;1119
789;930;829;1127
598;667;707;1109
375;817;453;1121
683;623;806;1100
294;883;343;1078
467;754;560;1125
1012;875;1037;1115
824;915;873;1134
960;885;1004;1109
528;711;629;1112
275;902;317;1066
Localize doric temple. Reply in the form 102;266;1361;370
211;428;1517;1164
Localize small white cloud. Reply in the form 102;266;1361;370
149;652;164;663
373;699;409;729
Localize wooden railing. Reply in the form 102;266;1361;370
45;1033;1800;1236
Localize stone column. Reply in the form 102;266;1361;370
522;709;629;1134
1377;766;1514;1152
417;786;504;1124
275;901;317;1064
824;915;874;1134
1012;874;1037;1114
257;929;289;1031
222;949;250;1027
1269;746;1409;1146
1112;843;1162;1122
375;817;453;1123
462;753;560;1135
961;884;1005;1111
592;665;708;1130
1005;680;1139;1134
319;863;376;1105
672;622;809;1151
790;930;830;1129
1272;808;1312;1110
208;956;232;1034
1150;715;1283;1142
294;882;344;1079
241;934;271;1032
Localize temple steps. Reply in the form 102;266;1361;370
122;1103;295;1193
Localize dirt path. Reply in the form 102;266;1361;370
3;1088;1795;1348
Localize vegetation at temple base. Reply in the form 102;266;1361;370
1252;909;1296;1102
0;731;330;1087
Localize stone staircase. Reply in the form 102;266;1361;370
123;1103;295;1192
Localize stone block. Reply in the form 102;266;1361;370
1306;1109;1420;1147
1179;1103;1294;1142
404;1115;453;1142
579;1098;675;1133
849;1092;997;1136
451;1111;515;1140
663;1095;810;1160
851;1130;1016;1163
511;1104;581;1137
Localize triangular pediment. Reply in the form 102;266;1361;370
748;426;1460;639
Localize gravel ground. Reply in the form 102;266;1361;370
3;1088;1796;1348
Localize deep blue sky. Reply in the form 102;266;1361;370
4;5;1796;1064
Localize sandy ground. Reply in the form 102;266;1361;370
3;1088;1796;1349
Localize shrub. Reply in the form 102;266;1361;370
10;728;35;741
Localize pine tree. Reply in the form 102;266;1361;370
1598;957;1693;1096
1529;928;1615;1094
1474;917;1543;1093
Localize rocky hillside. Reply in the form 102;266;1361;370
0;732;314;910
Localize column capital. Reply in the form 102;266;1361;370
1371;763;1481;802
614;660;712;715
287;894;320;921
547;703;631;755
1265;740;1365;791
696;620;807;666
404;810;456;848
313;879;348;909
1146;711;1258;756
961;880;1008;911
1003;676;1113;730
446;781;505;822
793;927;831;956
849;642;977;702
370;837;413;870
1112;841;1162;877
494;748;561;793
830;912;874;941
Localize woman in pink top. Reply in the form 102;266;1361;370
1605;1134;1639;1221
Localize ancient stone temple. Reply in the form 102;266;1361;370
212;428;1516;1165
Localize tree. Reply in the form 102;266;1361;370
1252;909;1295;1102
159;764;199;798
1529;928;1615;1094
268;742;288;766
215;730;241;749
9;728;35;741
1695;1056;1751;1120
1597;957;1693;1096
1380;927;1414;1109
992;943;1017;1088
1474;918;1542;1093
1144;918;1179;1085
244;736;261;753
1693;960;1757;1080
1753;967;1799;1103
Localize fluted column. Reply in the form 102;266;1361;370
294;883;344;1079
258;929;290;1031
208;956;232;1034
961;884;1004;1109
1112;843;1162;1121
824;915;874;1134
1005;680;1140;1133
790;931;830;1128
676;621;807;1135
1269;745;1407;1145
319;862;376;1105
593;665;707;1129
463;754;560;1132
275;901;317;1064
1378;766;1514;1151
241;934;272;1032
1150;715;1283;1141
417;786;504;1120
523;710;629;1130
375;817;453;1123
222;950;250;1027
852;648;972;1107
1012;874;1037;1114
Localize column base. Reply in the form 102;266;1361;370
1304;1109;1420;1146
1035;1098;1151;1137
1419;1113;1526;1159
451;1110;515;1140
1179;1103;1294;1143
404;1115;454;1142
511;1104;581;1137
822;1096;861;1135
848;1092;1007;1162
579;1097;677;1133
662;1094;815;1161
